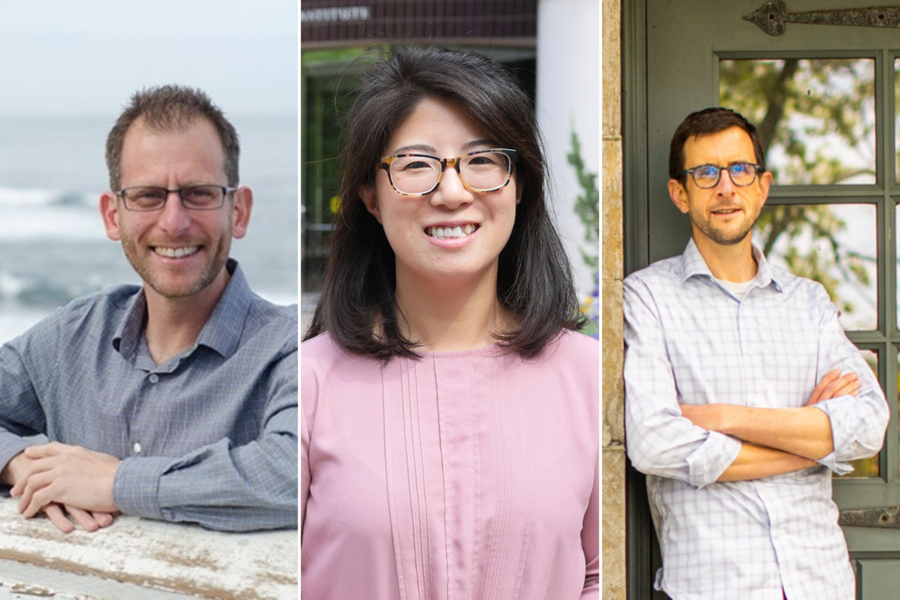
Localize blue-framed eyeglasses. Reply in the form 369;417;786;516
681;163;763;189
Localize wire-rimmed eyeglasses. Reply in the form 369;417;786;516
378;148;518;197
116;185;237;211
681;163;763;189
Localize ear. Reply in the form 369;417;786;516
757;170;772;207
359;184;382;224
515;177;523;205
99;191;122;241
667;179;690;214
230;186;253;239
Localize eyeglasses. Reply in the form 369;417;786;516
378;148;517;196
681;163;763;189
116;185;237;211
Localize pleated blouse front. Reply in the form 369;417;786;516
301;331;599;600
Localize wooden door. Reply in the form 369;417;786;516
625;1;900;597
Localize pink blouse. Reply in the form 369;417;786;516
301;330;599;600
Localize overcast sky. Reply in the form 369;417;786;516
0;0;297;117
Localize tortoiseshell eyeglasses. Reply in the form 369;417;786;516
378;148;517;196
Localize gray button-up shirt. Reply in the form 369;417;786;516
0;259;297;532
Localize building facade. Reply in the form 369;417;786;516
300;0;599;323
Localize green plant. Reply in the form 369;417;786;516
567;130;599;337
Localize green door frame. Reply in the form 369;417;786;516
622;0;658;596
623;0;900;596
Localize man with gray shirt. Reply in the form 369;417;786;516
0;85;297;533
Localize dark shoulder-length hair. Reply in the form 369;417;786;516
304;45;583;360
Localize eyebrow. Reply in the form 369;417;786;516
392;144;436;154
391;139;499;156
462;139;498;151
695;160;755;167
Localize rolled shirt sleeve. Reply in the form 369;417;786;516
624;276;742;488
810;286;889;474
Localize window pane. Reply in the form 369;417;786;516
892;202;900;328
896;58;900;184
301;74;356;293
837;350;879;478
720;59;876;185
754;204;877;330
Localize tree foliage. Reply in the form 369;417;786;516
567;130;599;270
723;60;880;476
568;130;599;338
720;59;876;319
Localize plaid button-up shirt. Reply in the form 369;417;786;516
0;259;297;532
624;240;888;600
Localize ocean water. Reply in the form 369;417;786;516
0;116;298;343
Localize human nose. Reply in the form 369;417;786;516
157;190;192;232
429;165;474;210
715;168;737;195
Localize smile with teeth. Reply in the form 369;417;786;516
154;246;200;259
712;208;741;215
426;224;478;239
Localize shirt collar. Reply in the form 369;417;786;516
113;290;146;358
678;237;784;292
113;258;252;359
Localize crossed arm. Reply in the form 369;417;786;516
682;370;860;481
623;274;889;488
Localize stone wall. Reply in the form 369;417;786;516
601;0;626;598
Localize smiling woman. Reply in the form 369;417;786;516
300;46;599;599
358;96;521;340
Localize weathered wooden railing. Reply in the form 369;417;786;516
0;499;297;599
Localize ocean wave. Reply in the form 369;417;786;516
0;186;97;208
0;269;296;312
0;189;105;241
0;271;93;309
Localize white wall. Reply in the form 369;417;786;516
536;0;601;296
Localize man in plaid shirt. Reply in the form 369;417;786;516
625;108;888;599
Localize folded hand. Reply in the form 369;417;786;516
9;442;121;531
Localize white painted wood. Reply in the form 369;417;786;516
0;499;297;600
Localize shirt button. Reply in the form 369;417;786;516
148;373;159;384
133;442;142;454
